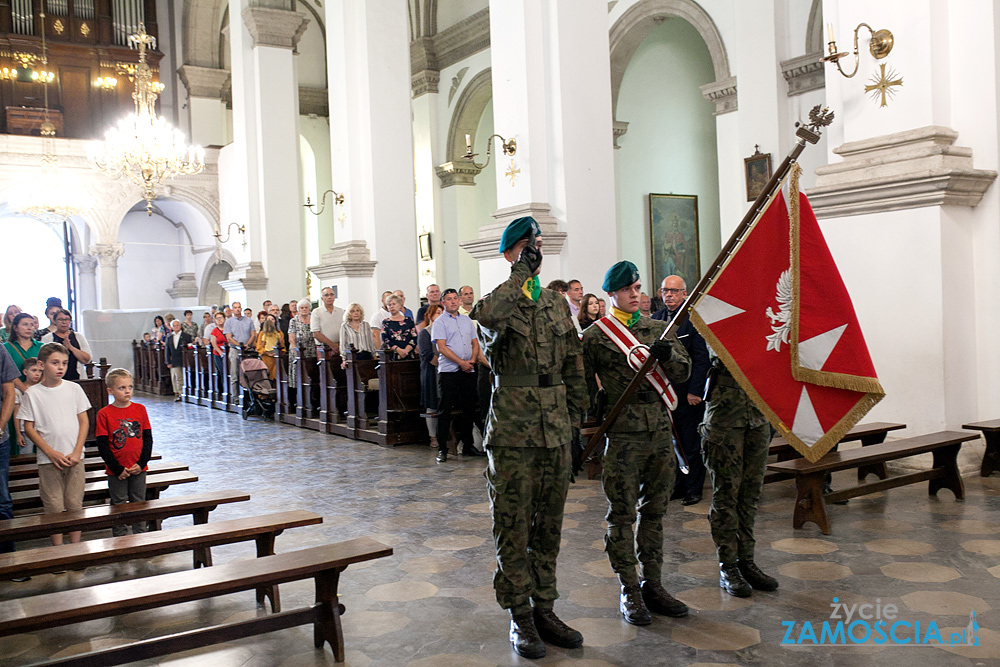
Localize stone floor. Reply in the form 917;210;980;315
1;394;999;666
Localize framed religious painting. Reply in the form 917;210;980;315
418;232;433;260
649;194;700;291
744;146;772;201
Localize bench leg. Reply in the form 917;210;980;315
314;568;346;661
793;473;831;535
929;444;965;500
255;533;280;612
857;434;889;482
982;433;1000;477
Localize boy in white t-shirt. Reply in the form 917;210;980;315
14;357;43;453
18;343;92;546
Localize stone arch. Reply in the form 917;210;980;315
200;252;237;307
446;68;492;162
184;0;227;69
609;0;731;120
806;0;823;53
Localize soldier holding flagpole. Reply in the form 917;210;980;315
582;261;692;625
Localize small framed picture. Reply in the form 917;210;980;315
418;233;433;261
744;146;772;202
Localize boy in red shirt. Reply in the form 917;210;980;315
95;368;152;536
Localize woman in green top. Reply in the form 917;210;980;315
4;312;42;453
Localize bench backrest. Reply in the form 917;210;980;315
768;431;977;474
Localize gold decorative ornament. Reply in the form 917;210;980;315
821;22;894;78
53;19;64;34
80;22;90;37
88;23;205;214
463;133;516;170
13;51;39;68
504;159;521;187
864;63;903;108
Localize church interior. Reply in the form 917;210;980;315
1;0;999;665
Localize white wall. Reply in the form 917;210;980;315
116;211;185;309
616;18;720;289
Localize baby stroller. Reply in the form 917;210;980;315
239;353;276;420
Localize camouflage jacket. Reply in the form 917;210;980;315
702;350;769;430
582;316;691;434
471;260;588;448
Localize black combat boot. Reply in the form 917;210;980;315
719;563;752;597
509;611;546;659
533;607;584;648
738;559;779;591
620;585;652;625
640;580;689;617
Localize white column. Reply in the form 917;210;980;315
91;243;124;309
177;65;232;148
74;253;99;313
466;0;618;294
314;0;420;308
223;0;308;301
413;88;442;294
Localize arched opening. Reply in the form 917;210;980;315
615;17;720;292
201;259;234;309
0;211;72;321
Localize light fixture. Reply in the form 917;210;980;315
0;67;16;81
214;222;246;249
95;76;118;89
88;23;205;215
31;69;55;83
463;133;516;170
8;10;91;224
303;189;345;216
821;22;894;78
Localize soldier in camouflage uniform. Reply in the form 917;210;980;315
470;216;589;659
582;261;692;625
701;351;779;597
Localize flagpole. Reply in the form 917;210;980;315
582;105;835;466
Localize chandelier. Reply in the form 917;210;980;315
88;24;204;215
8;10;91;224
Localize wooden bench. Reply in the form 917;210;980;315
766;431;976;534
0;490;250;544
10;446;99;466
7;461;187;493
0;510;323;609
0;538;393;665
11;470;199;512
765;421;906;484
8;453;163;480
961;419;1000;477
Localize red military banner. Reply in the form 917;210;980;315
690;165;884;462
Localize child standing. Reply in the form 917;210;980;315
17;343;91;546
14;357;43;453
95;368;152;536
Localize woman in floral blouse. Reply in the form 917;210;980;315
288;298;320;412
380;294;417;358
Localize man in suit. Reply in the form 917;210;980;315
165;319;193;402
652;275;711;505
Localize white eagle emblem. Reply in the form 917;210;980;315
765;269;792;352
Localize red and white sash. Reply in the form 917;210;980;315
593;316;678;410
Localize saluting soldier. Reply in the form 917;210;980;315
471;216;589;659
582;261;692;625
701;351;779;597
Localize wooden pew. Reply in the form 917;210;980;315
0;490;250;544
10;446;100;467
961;419;1000;477
9;453;163;480
0;510;323;587
12;470;199;512
0;538;393;665
764;421;907;484
376;354;430;446
340;349;379;439
766;431;975;534
8;461;187;493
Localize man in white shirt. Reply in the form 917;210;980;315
370;290;393;347
566;280;584;317
311;286;347;416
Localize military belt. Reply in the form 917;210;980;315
494;373;563;388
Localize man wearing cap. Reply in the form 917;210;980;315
471;216;588;659
582;261;692;626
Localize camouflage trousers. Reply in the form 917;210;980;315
701;423;770;564
486;444;571;615
601;433;676;587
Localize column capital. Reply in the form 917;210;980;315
166;273;200;299
242;7;309;50
91;243;125;268
73;253;99;274
700;76;738;115
460;202;566;261
780;52;825;97
612;120;629;149
435;161;483;187
219;261;269;292
309;240;377;279
178;65;232;99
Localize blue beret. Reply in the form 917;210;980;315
498;216;541;254
602;261;641;292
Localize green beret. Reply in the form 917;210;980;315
602;261;641;292
498;216;541;254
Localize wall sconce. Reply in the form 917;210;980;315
0;67;16;81
214;222;246;249
31;69;55;83
821;22;894;78
463;133;516;170
303;189;345;216
95;76;118;89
